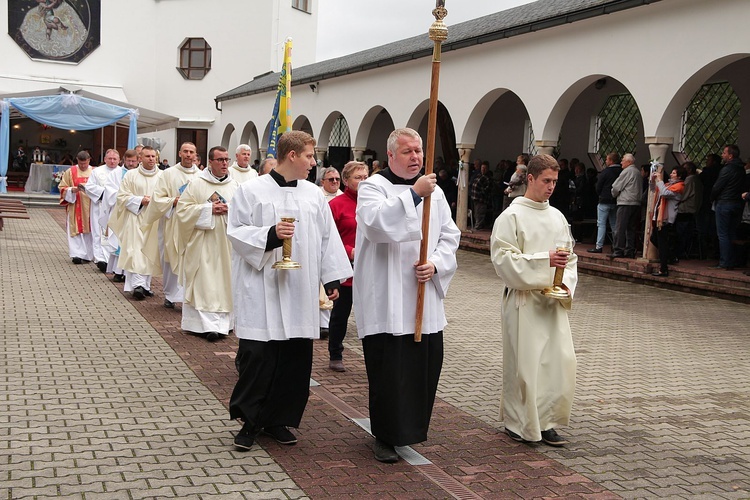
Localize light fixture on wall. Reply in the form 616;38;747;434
309;83;318;93
594;78;607;90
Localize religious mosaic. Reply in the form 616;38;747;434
8;0;101;63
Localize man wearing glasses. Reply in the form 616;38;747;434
320;166;343;202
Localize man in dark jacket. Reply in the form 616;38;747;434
588;153;622;253
711;144;745;269
698;153;722;258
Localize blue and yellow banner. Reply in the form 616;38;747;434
266;38;293;158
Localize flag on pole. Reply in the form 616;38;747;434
266;38;293;158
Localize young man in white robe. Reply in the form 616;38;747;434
229;144;259;184
175;146;239;342
85;149;120;273
103;149;139;282
141;142;199;308
490;153;578;447
353;128;461;463
227;131;352;451
58;151;94;264
108;146;162;300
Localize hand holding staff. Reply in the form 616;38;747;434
415;1;448;342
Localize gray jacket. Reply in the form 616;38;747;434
611;165;642;206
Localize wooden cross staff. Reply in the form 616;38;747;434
414;1;448;342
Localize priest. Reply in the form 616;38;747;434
58;151;95;264
353;128;460;463
229;144;259;184
141;142;199;308
490;153;578;447
108;146;163;300
175;146;239;342
227;130;351;451
103;149;139;282
85;149;121;272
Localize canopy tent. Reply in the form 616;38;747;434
0;88;177;193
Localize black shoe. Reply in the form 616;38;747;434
669;258;679;265
505;428;528;442
263;426;297;445
587;248;602;254
234;422;256;451
144;289;154;297
541;429;569;447
132;286;145;300
652;271;669;277
608;252;625;259
72;257;83;264
625;252;636;259
329;359;346;372
319;328;329;339
206;331;221;342
96;261;108;273
164;299;175;309
112;273;125;283
372;439;399;463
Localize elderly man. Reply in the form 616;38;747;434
230;144;259;184
58;151;94;264
259;157;277;176
142;142;199;308
354;128;460;463
711;144;745;270
175;146;240;342
227;131;351;451
490;154;578;447
85;149;121;272
320;166;343;201
108;146;162;300
610;153;642;258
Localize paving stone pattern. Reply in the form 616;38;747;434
1;208;748;499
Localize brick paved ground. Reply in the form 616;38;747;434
1;208;748;498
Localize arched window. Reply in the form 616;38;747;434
178;38;212;80
595;93;640;159
680;82;740;162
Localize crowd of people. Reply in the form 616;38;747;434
52;129;745;464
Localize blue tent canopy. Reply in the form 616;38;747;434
0;93;138;193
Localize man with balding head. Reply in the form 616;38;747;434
610;153;642;258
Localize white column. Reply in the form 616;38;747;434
456;144;474;232
535;140;557;156
351;148;366;161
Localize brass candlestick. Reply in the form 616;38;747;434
541;224;573;300
541;245;571;299
272;217;301;270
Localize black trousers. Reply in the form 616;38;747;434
328;285;352;361
650;222;675;272
229;338;313;432
362;332;443;447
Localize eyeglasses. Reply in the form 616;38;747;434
324;177;340;182
213;158;230;162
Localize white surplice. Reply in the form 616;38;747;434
227;174;352;341
490;196;578;443
175;168;239;334
108;166;162;278
102;166;127;273
84;164;118;264
353;174;461;337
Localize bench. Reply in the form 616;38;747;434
5;171;28;189
0;199;30;231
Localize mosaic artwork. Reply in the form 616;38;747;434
8;0;101;63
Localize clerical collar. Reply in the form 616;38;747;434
177;163;197;174
206;168;228;182
378;167;421;186
138;165;158;177
231;162;251;172
270;168;297;187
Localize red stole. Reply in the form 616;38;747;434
62;166;89;234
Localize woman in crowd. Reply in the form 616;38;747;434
650;165;687;277
327;161;368;372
